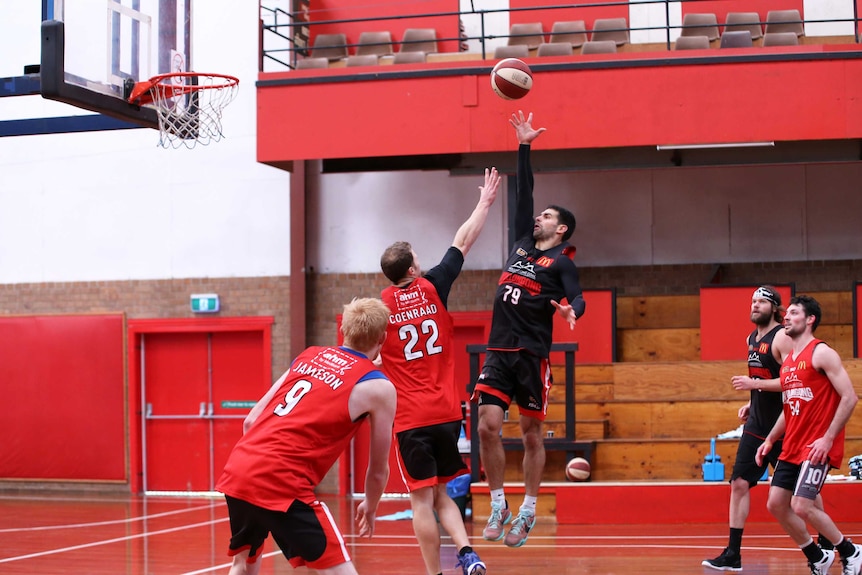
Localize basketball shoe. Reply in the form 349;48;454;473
503;507;536;548
702;548;742;571
456;549;486;575
810;549;836;575
482;501;511;541
842;544;862;575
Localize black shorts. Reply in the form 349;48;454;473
731;432;782;486
224;495;350;570
396;420;467;491
472;349;551;420
771;459;831;500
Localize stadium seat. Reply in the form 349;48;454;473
507;22;545;49
590;18;629;46
295;57;330;69
356;31;394;57
310;33;349;61
400;28;437;54
493;44;530;59
345;54;379;67
724;12;764;41
762;31;800;46
674;35;710;50
392;51;426;64
537;42;574;57
550;21;587;48
680;13;719;42
765;10;804;37
581;40;618;54
719;30;753;48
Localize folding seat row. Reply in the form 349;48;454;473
296;28;437;69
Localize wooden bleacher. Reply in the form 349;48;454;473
472;290;861;486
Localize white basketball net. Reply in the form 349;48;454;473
147;73;239;149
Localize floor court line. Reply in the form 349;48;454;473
0;501;220;533
0;517;228;564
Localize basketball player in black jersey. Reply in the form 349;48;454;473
704;286;794;571
472;111;585;548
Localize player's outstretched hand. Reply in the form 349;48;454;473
510;110;546;145
551;299;577;330
356;499;376;538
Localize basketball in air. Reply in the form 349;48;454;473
565;457;591;482
490;58;533;100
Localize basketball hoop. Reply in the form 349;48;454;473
127;72;239;149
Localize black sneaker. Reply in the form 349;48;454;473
702;548;742;571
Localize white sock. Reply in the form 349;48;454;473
490;489;506;507
522;496;537;514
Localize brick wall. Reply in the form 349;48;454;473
0;276;293;379
306;259;862;344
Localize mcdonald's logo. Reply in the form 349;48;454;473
536;256;553;267
797;361;806;370
759;343;769;354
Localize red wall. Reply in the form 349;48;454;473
258;50;862;165
0;314;126;482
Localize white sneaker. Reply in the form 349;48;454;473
842;544;862;575
810;549;836;575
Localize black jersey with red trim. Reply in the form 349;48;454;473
486;144;585;357
744;324;784;437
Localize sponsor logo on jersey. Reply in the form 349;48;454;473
535;256;553;267
759;342;770;354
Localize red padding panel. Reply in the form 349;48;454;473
700;285;793;361
0;314;125;481
552;288;615;364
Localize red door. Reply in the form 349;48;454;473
142;330;267;492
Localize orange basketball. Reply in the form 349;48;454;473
490;58;533;100
566;457;591;482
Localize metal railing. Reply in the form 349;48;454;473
260;0;860;71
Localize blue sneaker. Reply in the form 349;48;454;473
456;549;486;575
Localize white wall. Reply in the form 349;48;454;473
0;2;291;283
2;3;861;286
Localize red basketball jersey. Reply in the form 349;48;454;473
216;346;379;511
779;339;845;467
381;277;461;433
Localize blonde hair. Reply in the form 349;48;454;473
341;297;390;351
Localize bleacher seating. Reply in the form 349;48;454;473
765;9;805;37
681;13;720;42
720;30;753;48
356;31;394;57
399;28;438;54
724;12;764;42
507;22;545;50
590;18;629;46
763;31;800;46
310;33;349;61
675;35;710;50
295;56;330;70
550;20;587;48
537;42;574;57
493;44;529;59
582;40;618;54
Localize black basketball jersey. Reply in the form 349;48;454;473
744;324;784;437
486;144;585;357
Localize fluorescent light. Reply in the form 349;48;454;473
656;142;775;150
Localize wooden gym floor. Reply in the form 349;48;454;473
2;491;861;574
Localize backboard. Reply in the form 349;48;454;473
41;0;192;128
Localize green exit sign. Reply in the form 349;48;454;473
191;293;220;313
